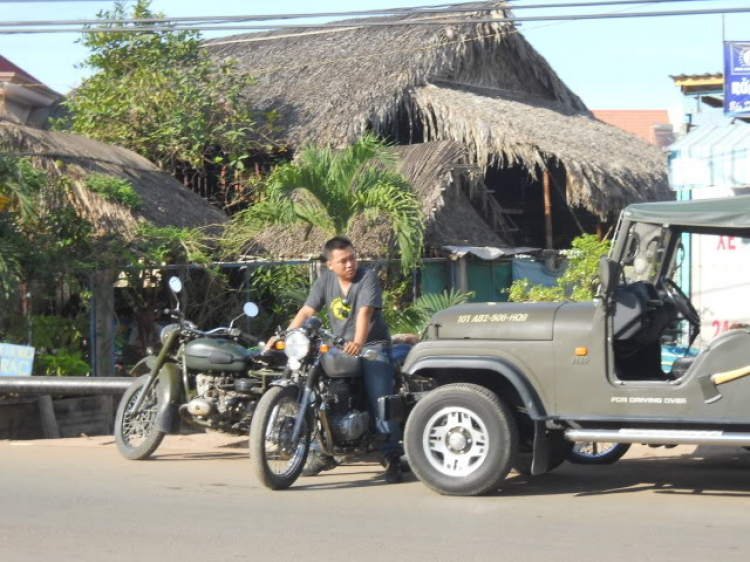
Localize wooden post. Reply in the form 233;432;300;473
92;269;118;378
543;169;553;250
456;256;469;293
37;395;60;439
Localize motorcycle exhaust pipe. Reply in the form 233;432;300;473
565;428;750;447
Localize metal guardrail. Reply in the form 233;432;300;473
0;376;134;396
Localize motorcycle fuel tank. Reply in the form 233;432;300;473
184;338;249;372
429;302;564;341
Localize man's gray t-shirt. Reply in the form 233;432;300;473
305;267;390;343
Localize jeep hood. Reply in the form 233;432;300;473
428;302;565;341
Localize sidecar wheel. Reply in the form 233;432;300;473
114;376;167;460
249;386;311;490
404;383;518;496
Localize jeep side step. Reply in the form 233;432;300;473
565;429;750;447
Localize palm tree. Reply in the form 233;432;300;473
0;154;40;299
229;134;424;273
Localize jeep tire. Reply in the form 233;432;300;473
404;383;518;496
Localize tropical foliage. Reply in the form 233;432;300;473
386;288;474;335
225;133;424;274
509;234;611;303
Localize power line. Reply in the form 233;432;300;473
0;0;721;28
0;6;748;34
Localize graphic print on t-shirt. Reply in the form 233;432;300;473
330;297;352;321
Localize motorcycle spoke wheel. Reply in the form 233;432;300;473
114;377;167;461
249;386;311;490
263;399;308;477
122;382;160;447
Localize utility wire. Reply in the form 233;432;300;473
0;0;723;28
0;6;748;34
0;0;730;89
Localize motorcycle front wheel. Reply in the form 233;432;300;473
114;376;167;460
249;386;311;490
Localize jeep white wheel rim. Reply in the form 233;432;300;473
422;406;489;477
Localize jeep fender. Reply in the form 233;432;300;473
406;356;546;419
407;357;557;475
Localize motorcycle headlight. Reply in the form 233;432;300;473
284;330;310;359
160;323;180;344
159;321;197;343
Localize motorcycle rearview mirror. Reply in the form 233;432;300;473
243;302;259;318
168;277;183;294
229;302;260;330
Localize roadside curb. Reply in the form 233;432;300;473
1;432;248;450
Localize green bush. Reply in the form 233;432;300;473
509;234;611;303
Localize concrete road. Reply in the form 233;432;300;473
1;435;749;562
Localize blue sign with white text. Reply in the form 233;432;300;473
0;343;35;376
724;42;750;116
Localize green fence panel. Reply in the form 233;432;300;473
467;261;512;302
421;262;451;295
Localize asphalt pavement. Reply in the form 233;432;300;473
1;434;749;562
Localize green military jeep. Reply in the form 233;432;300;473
401;195;750;496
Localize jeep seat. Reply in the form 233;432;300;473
669;356;695;379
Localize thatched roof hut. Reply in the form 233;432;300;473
205;2;669;243
0;121;227;237
247;141;508;259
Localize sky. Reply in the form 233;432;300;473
1;0;749;112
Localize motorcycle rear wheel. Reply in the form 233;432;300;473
114;376;166;460
249;386;311;490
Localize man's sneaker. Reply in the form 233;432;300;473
383;453;404;484
301;451;338;476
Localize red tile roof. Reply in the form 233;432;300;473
592;110;672;146
0;54;41;84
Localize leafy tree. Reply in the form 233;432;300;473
55;0;278;205
0;154;43;299
509;234;611;303
225;133;425;274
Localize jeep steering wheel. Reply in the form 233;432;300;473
663;278;700;327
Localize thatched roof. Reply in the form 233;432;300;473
0;121;227;238
205;2;669;217
246;141;507;259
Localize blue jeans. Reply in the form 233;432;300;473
362;343;402;457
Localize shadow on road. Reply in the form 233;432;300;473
152;451;249;461
499;447;750;499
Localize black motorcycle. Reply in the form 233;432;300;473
249;317;411;489
114;277;284;460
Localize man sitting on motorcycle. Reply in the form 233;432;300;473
284;236;404;483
